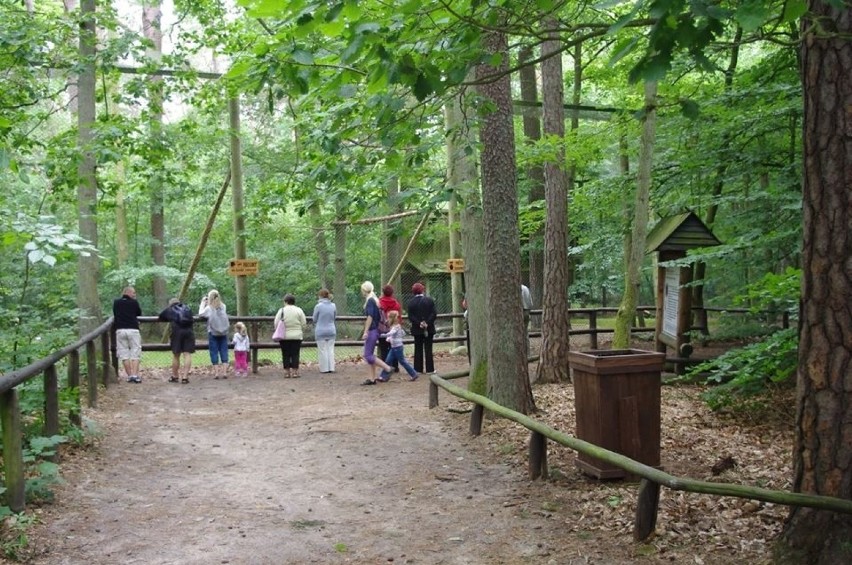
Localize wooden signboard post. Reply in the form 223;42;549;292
645;212;721;372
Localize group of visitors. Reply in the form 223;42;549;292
359;280;436;386
111;280;437;385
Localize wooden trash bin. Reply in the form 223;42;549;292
568;349;665;479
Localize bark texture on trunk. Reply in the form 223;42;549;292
144;1;167;309
518;47;544;311
476;31;534;414
779;4;852;563
536;21;571;384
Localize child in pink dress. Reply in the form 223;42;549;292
232;322;250;377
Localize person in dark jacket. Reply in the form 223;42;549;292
158;298;196;384
113;286;142;383
407;282;437;374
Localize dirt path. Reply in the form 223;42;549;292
23;360;578;565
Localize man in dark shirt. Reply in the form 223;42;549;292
407;282;437;374
113;286;142;383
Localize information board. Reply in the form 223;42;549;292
662;268;680;338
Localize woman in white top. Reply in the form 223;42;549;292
273;294;307;378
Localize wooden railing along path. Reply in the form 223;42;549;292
0;305;788;514
427;369;852;542
0;318;114;512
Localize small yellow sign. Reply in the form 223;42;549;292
446;258;465;273
227;258;259;276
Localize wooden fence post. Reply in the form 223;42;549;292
634;478;661;541
469;404;484;436
68;349;81;427
529;430;548;480
250;321;259;374
588;310;598;349
44;364;60;441
429;381;439;408
86;340;97;408
100;331;111;386
1;389;26;512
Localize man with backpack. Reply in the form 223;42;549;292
158;298;196;384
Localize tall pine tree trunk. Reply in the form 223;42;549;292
536;19;571;384
76;0;102;333
778;4;852;562
518;47;544;312
143;1;167;308
613;82;658;349
476;31;534;414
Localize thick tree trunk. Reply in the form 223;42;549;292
76;0;102;334
536;20;571;384
476;31;534;414
518;47;544;313
613;82;658;349
445;94;488;394
778;4;852;563
144;1;167;309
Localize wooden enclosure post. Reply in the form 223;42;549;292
86;340;97;408
634;478;661;541
250;321;259;374
68;349;81;427
1;389;26;512
110;326;119;377
429;380;439;408
43;364;60;439
101;330;112;386
528;430;548;480
588;310;598;349
469;404;484;436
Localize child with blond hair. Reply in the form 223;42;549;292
232;322;250;377
378;310;418;382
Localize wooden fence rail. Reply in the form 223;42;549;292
427;372;852;542
0;305;787;514
0;317;114;512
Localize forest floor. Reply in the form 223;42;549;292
9;338;794;565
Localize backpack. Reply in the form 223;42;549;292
377;308;390;334
207;305;230;336
173;303;194;328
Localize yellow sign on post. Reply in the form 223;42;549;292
446;258;465;273
227;259;259;276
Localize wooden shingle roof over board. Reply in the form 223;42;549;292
645;211;722;253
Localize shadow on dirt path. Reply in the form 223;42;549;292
24;360;581;565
